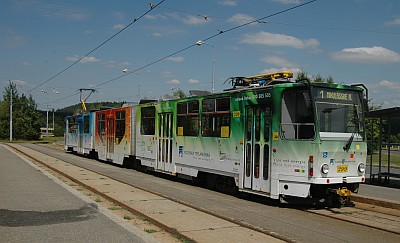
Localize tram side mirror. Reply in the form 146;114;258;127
363;98;369;114
302;92;311;110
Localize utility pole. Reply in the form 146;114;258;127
9;84;13;141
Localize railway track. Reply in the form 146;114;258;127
5;143;400;242
5;143;287;243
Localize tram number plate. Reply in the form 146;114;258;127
337;165;348;173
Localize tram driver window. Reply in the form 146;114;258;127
141;107;155;135
115;110;126;144
177;101;199;136
83;116;90;133
202;97;230;138
97;113;105;143
68;117;77;133
281;89;315;140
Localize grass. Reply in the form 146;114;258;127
108;204;123;211
144;229;158;234
1;136;64;143
367;153;400;167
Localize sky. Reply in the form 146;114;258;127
1;0;399;110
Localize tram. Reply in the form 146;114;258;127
65;71;368;205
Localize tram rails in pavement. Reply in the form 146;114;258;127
7;143;400;242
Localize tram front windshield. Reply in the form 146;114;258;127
313;87;364;140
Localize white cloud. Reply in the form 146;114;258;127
260;67;302;76
385;16;400;26
241;31;319;49
163;71;173;76
182;15;209;25
145;14;167;20
188;79;200;84
167;79;180;84
28;2;88;21
227;13;256;25
152;32;162;37
104;60;131;69
332;46;400;63
23;61;33;66
272;0;300;4
167;56;184;62
66;55;100;63
260;55;297;67
2;29;25;48
218;0;237;6
113;24;125;30
379;80;400;89
113;11;124;20
6;79;30;87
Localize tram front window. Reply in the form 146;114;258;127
313;87;364;140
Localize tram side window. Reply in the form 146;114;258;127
177;101;199;136
202;97;230;138
97;113;105;143
115;110;126;144
281;89;315;140
83;116;90;134
141;107;155;135
68;117;77;133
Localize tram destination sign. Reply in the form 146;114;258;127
313;87;358;103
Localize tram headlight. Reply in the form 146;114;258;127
358;163;365;173
321;164;329;174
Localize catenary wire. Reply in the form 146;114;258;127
42;0;318;107
28;0;166;95
93;0;317;89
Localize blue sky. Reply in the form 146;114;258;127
1;0;399;110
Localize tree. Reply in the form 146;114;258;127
326;75;334;84
313;74;324;83
0;81;42;140
173;89;186;98
365;103;383;155
296;71;335;84
295;71;310;82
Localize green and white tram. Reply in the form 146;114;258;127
133;72;368;204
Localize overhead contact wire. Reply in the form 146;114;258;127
93;0;318;89
28;0;166;94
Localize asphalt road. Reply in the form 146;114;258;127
0;144;158;243
21;143;400;243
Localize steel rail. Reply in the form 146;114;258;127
8;143;400;238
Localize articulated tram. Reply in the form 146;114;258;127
65;72;368;205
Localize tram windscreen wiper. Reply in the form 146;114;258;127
343;133;354;151
343;105;359;151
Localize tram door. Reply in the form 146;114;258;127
106;115;115;160
157;113;173;172
78;116;84;152
244;106;271;192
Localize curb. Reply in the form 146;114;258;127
351;194;400;210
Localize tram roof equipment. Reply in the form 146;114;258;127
224;71;293;90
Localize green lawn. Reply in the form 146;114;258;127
367;153;400;167
1;136;64;144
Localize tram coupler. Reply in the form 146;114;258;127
336;187;351;198
336;187;354;207
326;187;354;207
